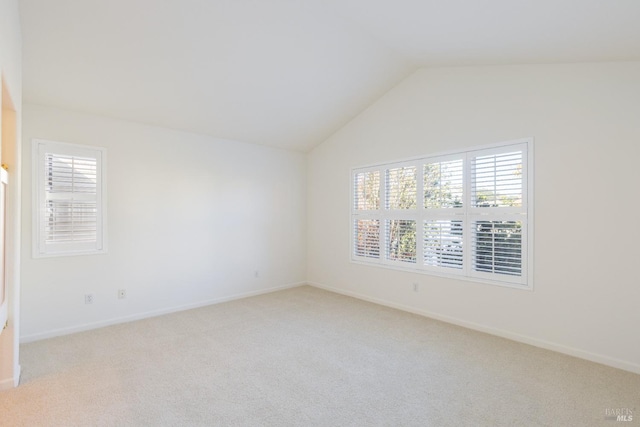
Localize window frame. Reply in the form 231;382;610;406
350;138;534;290
32;139;108;258
0;168;8;329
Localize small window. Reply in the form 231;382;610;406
33;139;107;257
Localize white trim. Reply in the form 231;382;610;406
0;168;8;331
32;139;108;258
308;281;640;375
350;258;532;291
20;282;306;343
527;139;535;289
0;305;6;332
0;365;20;390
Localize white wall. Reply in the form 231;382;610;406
21;104;306;341
0;0;23;389
308;62;640;373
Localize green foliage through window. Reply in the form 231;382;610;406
387;220;416;263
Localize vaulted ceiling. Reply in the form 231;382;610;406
19;0;640;151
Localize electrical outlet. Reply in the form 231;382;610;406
413;282;419;292
118;289;126;299
85;294;94;304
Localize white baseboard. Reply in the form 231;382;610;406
308;281;640;375
0;365;20;391
21;282;306;343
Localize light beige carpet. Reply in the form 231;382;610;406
0;285;638;426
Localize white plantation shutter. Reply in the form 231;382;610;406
352;139;532;289
422;156;465;275
423;220;463;269
34;140;107;257
354;171;380;211
470;220;523;277
45;154;98;243
385;166;416;209
468;144;527;284
354;219;380;259
384;165;417;264
424;159;463;209
472;151;523;208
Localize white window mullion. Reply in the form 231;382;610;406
416;162;424;268
463;152;472;276
96;151;105;251
378;167;385;262
520;218;528;285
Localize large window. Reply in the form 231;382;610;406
33;139;107;257
351;139;532;289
